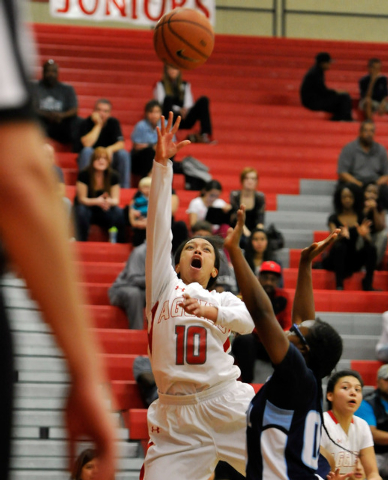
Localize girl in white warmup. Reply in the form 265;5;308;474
321;369;381;480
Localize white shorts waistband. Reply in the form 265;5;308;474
157;380;238;406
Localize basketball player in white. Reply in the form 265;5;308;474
141;113;255;480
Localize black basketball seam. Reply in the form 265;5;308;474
167;21;211;60
160;15;185;69
156;19;214;39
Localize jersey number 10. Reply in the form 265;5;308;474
175;325;207;365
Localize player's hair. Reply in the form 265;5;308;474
333;182;364;216
87;147;114;196
305;318;343;380
325;369;364;410
174;235;222;290
145;99;162;113
240;167;258;184
368;57;381;68
95;98;112;109
70;448;97;479
162;65;184;102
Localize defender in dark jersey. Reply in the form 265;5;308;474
225;210;343;480
0;2;115;478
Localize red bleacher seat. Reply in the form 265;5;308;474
350;360;383;387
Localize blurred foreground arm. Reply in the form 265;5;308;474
0;121;116;478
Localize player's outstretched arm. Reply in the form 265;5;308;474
224;206;289;365
155;111;190;166
292;230;340;325
0;122;116;479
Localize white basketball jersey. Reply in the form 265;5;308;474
321;410;373;475
146;161;254;395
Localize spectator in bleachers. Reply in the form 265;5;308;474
300;52;353;121
376;312;388;363
321;370;380;480
363;182;387;267
33;59;80;149
187;179;231;233
128;176;151;247
76;99;130;188
322;183;377;291
130;100;162;181
244;228;278;276
74;147;125;242
359;59;388;121
232;260;291;383
356;363;388;480
70;448;98;479
109;241;146;330
337;120;388;209
154;65;215;143
229;167;265;248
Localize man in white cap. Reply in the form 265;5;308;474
356;363;388;480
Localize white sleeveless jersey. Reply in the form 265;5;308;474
146;161;254;395
321;410;374;475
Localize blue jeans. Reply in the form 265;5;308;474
77;147;131;188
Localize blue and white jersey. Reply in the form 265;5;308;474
246;343;322;480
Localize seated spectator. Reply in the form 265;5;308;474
231;260;291;383
109;241;146;330
192;220;237;294
129;176;151;247
230;167;265;247
322;183;377;291
363;182;387;267
321;370;380;480
131;100;162;180
186;180;231;234
70;448;98;480
356;364;388;480
77;99;130;188
376;312;388;363
133;355;158;407
300;52;353;121
244;227;278;276
154;65;215;143
74;147;125;242
359;58;388;121
33;59;80;148
337;120;388;209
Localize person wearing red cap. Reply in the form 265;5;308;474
231;260;291;383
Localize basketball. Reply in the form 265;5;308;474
153;8;214;70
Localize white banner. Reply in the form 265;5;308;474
50;0;215;26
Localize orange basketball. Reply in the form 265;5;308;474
153;8;214;70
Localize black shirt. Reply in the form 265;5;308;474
78;116;124;149
300;65;335;105
359;75;388;102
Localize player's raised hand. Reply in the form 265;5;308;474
300;228;341;263
224;204;246;252
155;111;190;165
